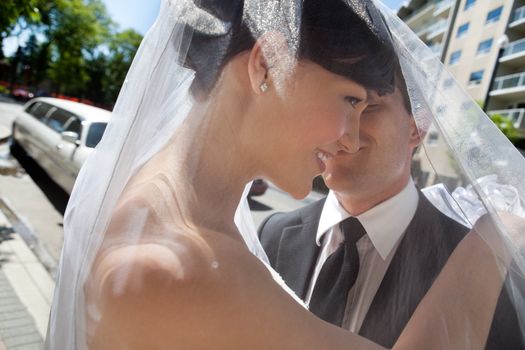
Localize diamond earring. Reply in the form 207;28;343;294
259;82;268;93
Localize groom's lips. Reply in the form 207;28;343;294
335;146;366;157
316;156;326;172
315;149;334;172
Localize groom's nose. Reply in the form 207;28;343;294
337;107;363;154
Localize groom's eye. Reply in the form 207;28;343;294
364;103;380;112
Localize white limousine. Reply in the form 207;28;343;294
10;97;111;194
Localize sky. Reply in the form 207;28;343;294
103;0;161;35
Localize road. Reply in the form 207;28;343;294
0;98;21;133
0;100;325;277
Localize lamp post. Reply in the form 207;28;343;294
483;34;509;112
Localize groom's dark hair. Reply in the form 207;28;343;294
182;0;398;98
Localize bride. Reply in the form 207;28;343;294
46;0;525;349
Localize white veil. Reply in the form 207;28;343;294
45;0;525;348
46;1;196;346
375;0;525;340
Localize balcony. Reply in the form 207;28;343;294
490;71;525;101
429;43;443;56
500;38;525;67
434;0;453;16
427;19;448;40
502;38;525;57
488;108;525;129
510;5;525;27
404;2;436;27
509;5;525;35
415;26;429;39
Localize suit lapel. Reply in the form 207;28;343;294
275;200;325;300
275;223;319;299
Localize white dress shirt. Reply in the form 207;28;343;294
305;179;419;332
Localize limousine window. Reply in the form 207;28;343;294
47;108;74;133
25;102;39;114
65;118;81;135
30;103;53;121
86;122;107;148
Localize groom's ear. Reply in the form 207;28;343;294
408;115;424;148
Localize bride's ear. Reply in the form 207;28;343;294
247;40;268;95
248;32;291;95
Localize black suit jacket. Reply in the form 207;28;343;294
258;192;524;349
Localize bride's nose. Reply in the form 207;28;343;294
337;104;365;153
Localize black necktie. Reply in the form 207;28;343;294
309;217;366;326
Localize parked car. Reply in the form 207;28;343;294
12;88;34;102
249;178;268;196
10;97;111;194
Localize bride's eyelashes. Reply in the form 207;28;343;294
344;96;363;108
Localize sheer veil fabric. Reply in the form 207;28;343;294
374;0;525;336
45;0;525;349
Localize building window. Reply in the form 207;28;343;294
477;38;493;55
427;131;440;144
443;78;455;89
457;23;469;38
464;0;475;11
449;50;461;65
486;6;503;24
468;70;484;85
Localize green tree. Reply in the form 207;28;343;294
83;29;142;105
0;0;43;39
490;114;520;144
33;41;51;87
4;0;143;105
46;0;112;96
104;29;142;104
85;54;109;104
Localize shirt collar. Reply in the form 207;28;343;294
316;178;419;260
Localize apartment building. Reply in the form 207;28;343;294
399;0;520;111
398;0;523;189
485;0;525;131
398;0;456;61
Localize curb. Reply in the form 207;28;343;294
0;208;50;345
0;197;58;279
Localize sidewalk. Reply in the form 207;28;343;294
0;126;8;144
0;206;54;349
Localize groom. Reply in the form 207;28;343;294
258;68;523;348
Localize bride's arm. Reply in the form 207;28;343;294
393;213;521;350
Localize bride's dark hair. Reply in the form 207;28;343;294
182;0;397;98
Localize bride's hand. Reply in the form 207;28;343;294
472;212;525;270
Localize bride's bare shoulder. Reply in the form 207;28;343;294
89;185;280;347
94;181;247;292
